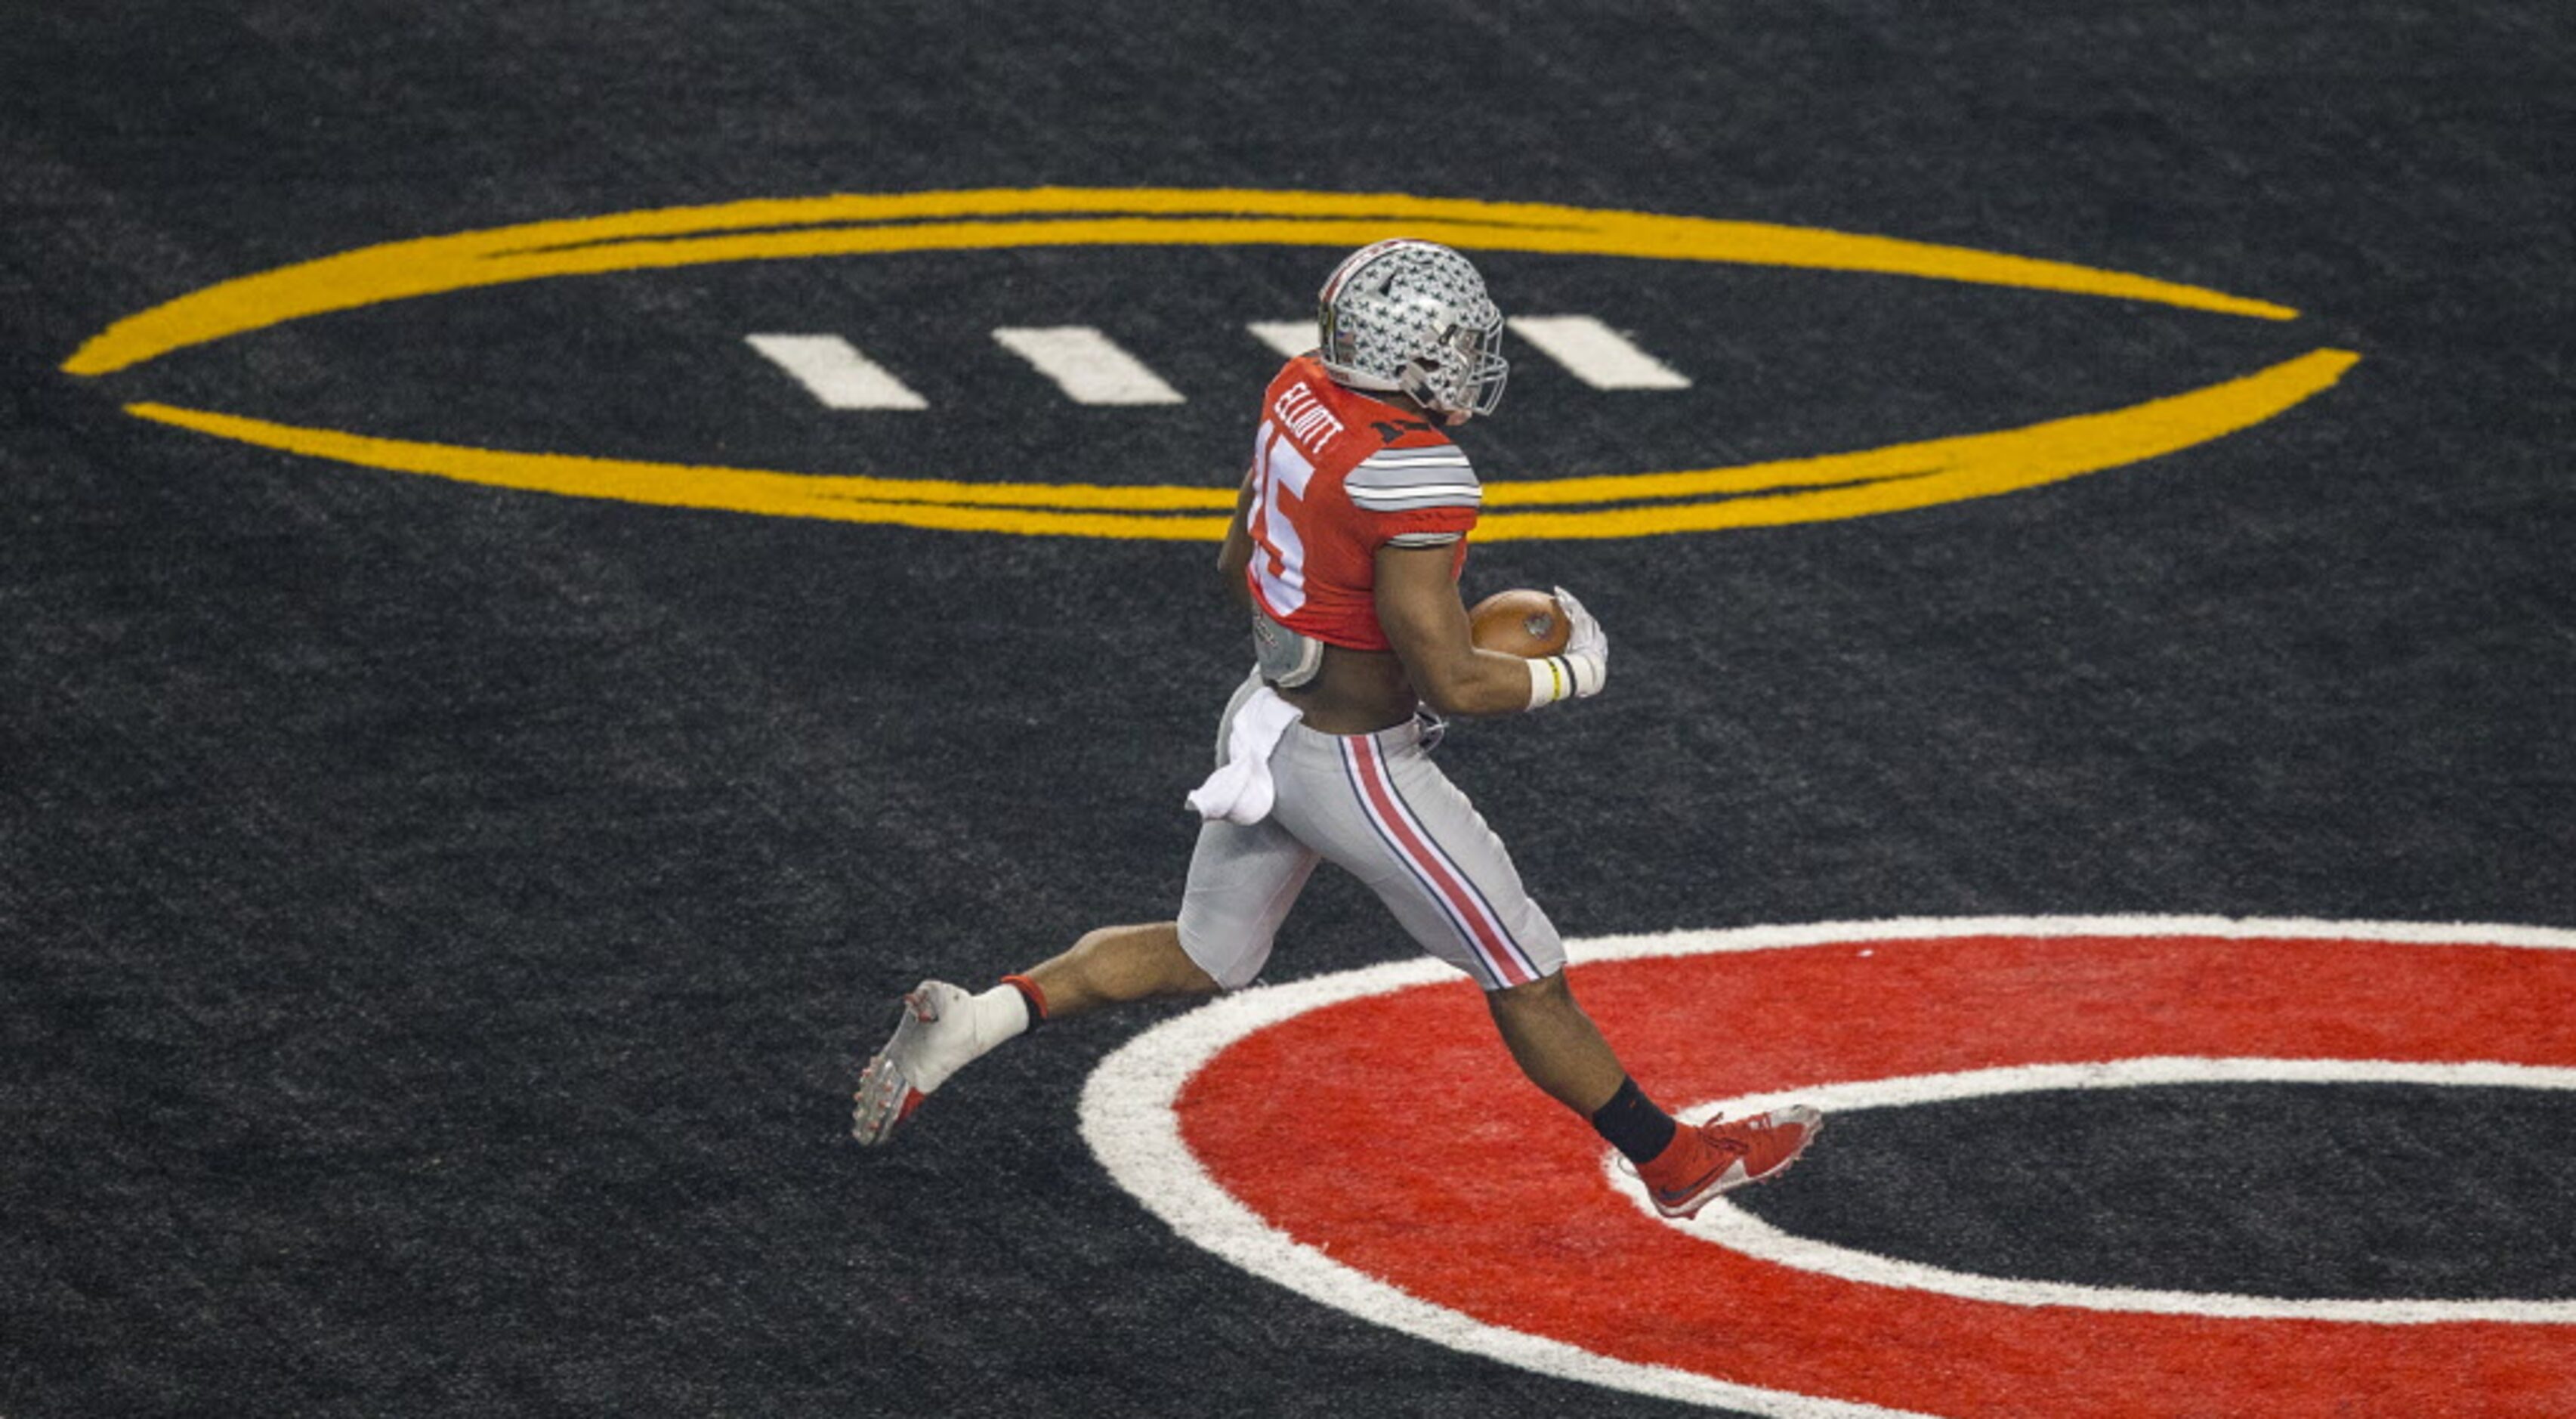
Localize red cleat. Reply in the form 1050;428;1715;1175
1639;1105;1824;1219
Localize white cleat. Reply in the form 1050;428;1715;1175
852;980;1017;1146
852;982;962;1145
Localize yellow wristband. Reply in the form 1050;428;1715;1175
1526;655;1569;710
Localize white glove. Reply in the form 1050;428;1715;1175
1526;585;1609;709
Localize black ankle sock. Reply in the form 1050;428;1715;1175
1590;1076;1679;1165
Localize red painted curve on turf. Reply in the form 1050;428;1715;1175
1175;933;2576;1417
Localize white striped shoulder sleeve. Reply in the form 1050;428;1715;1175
1345;445;1482;514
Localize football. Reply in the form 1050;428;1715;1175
1469;588;1571;658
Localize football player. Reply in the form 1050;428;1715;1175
854;240;1818;1218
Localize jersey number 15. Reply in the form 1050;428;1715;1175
1246;420;1315;616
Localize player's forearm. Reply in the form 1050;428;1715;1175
1217;538;1253;609
1408;645;1552;718
1216;480;1257;607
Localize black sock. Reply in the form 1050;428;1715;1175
1590;1075;1679;1165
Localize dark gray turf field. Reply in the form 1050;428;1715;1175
5;3;2570;1415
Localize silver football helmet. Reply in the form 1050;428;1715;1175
1316;239;1509;423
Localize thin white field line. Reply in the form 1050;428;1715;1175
1568;915;2576;963
992;326;1186;405
743;333;928;410
1507;314;1691;389
1246;321;1314;359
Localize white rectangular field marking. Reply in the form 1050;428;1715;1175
1506;316;1691;390
993;326;1186;405
743;333;928;410
1247;321;1315;359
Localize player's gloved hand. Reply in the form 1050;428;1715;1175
1526;585;1609;709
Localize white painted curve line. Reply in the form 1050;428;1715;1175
1246;321;1315;359
1507;315;1691;390
1083;917;2576;1416
1633;1056;2576;1326
993;326;1186;406
1081;953;1939;1419
743;333;928;410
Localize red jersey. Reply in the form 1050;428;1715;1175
1241;355;1481;651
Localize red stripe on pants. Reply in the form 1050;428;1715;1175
1346;737;1532;987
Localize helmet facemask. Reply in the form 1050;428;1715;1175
1398;311;1508;423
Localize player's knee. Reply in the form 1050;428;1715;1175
1486;964;1574;1015
1173;917;1266;994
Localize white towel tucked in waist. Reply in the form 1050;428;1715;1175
1185;686;1303;824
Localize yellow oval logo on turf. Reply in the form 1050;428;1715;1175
63;187;2357;541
